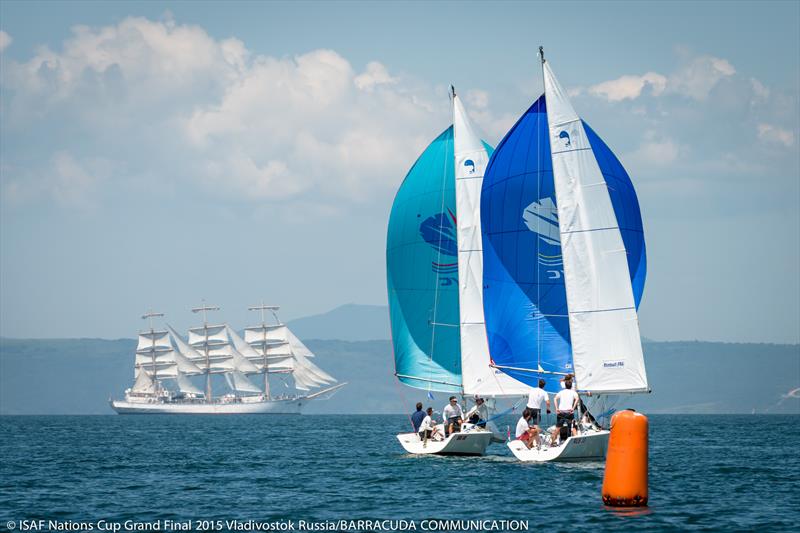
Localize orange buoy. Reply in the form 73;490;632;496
602;409;648;507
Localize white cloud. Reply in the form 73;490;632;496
757;123;795;147
589;72;667;102
3;152;107;209
1;18;447;208
586;54;737;103
4;18;237;103
455;88;517;144
626;132;681;167
668;55;735;100
0;30;11;53
464;89;489;110
354;61;397;92
750;78;770;104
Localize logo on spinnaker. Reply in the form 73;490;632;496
523;197;563;272
419;209;458;286
463;159;476;175
559;130;571;147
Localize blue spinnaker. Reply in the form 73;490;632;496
480;95;646;393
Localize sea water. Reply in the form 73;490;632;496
1;415;797;531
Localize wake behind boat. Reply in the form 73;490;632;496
110;304;345;415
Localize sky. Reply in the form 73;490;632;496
0;1;798;343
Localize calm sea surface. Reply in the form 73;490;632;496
1;415;798;532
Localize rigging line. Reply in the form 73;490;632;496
392;367;416;432
484;396;526;425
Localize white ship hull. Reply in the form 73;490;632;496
111;383;346;415
110;397;305;414
507;429;609;462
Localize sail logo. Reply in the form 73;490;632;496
523;198;563;274
603;359;625;369
559;130;571;147
463;159;476;175
419;209;458;286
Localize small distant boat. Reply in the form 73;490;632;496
387;87;529;456
480;48;650;462
110;304;345;415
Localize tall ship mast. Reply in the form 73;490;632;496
111;304;346;414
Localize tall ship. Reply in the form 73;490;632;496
110;304;345;414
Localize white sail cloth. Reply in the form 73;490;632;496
228;325;292;370
131;369;156;393
453;93;530;397
224;370;262;394
188;324;228;346
543;60;648;393
244;325;288;346
135;348;202;378
286;330;335;391
176;372;203;395
167;324;203;361
136;330;172;353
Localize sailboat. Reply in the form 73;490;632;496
481;49;649;462
110;305;346;414
387;88;530;455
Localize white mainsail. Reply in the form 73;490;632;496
453;91;530;397
542;60;648;393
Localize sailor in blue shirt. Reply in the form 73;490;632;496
410;402;425;432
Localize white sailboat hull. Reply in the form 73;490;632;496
507;429;609;462
397;428;494;456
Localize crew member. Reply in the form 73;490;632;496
551;378;580;446
515;408;539;449
526;378;550;428
410;402;425;433
442;396;464;437
464;396;489;428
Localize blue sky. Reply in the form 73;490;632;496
1;1;798;342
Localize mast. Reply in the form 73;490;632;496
192;302;220;401
143;310;163;393
135;310;169;396
248;303;280;399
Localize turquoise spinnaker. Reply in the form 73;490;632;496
387;126;493;393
